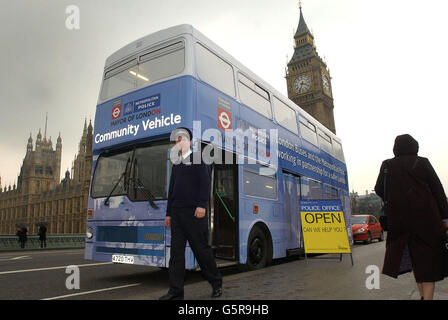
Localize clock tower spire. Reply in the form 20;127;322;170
286;4;336;134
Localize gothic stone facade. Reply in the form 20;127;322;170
0;120;93;235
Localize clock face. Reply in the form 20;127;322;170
322;75;331;94
293;74;311;94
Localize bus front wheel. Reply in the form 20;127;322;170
246;226;269;270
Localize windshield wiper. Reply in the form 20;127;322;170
104;157;131;206
132;158;159;209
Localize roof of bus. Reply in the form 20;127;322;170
104;24;342;143
105;24;195;69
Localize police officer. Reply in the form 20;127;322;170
159;128;222;300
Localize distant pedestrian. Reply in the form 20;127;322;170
16;227;28;249
375;134;448;300
38;225;47;248
16;229;22;247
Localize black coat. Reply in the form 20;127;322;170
38;226;47;240
16;228;28;242
375;134;448;280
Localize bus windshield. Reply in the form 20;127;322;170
91;142;172;200
100;42;185;102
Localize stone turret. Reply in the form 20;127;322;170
56;132;62;151
72;118;93;187
36;129;42;149
27;133;33;153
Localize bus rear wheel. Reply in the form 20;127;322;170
247;226;269;270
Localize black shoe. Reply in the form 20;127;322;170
159;292;184;300
211;287;222;298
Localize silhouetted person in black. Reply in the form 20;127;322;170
375;134;448;300
38;225;47;248
16;228;27;249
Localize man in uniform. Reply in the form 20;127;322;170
159;128;222;300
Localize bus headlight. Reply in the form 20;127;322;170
86;227;94;239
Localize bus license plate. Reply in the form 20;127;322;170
112;254;134;264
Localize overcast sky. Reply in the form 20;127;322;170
0;0;447;195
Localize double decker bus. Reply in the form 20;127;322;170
85;24;351;270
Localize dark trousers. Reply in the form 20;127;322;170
168;207;222;295
40;239;46;248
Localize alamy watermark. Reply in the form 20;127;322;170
65;265;80;290
365;265;380;290
65;5;80;30
169;121;279;176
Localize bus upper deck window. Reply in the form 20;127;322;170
196;43;235;98
137;43;185;84
298;116;318;146
318;129;333;155
333;140;345;162
238;73;272;119
273;97;298;134
100;42;185;102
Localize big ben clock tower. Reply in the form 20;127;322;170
286;4;336;134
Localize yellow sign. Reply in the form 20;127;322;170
300;210;351;254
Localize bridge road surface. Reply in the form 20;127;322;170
0;248;241;300
1;240;448;300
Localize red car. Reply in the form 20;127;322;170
351;215;384;244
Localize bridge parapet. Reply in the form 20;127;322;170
0;234;85;250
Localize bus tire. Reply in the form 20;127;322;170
246;226;271;270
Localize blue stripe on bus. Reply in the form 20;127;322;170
96;226;164;244
96;246;165;257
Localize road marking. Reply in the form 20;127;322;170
0;256;32;261
0;262;113;275
41;283;142;300
11;256;30;260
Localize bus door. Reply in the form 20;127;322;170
209;152;238;261
283;172;302;250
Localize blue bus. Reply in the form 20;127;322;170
85;24;351;270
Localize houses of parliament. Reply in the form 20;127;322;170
0;5;336;235
0;120;93;235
